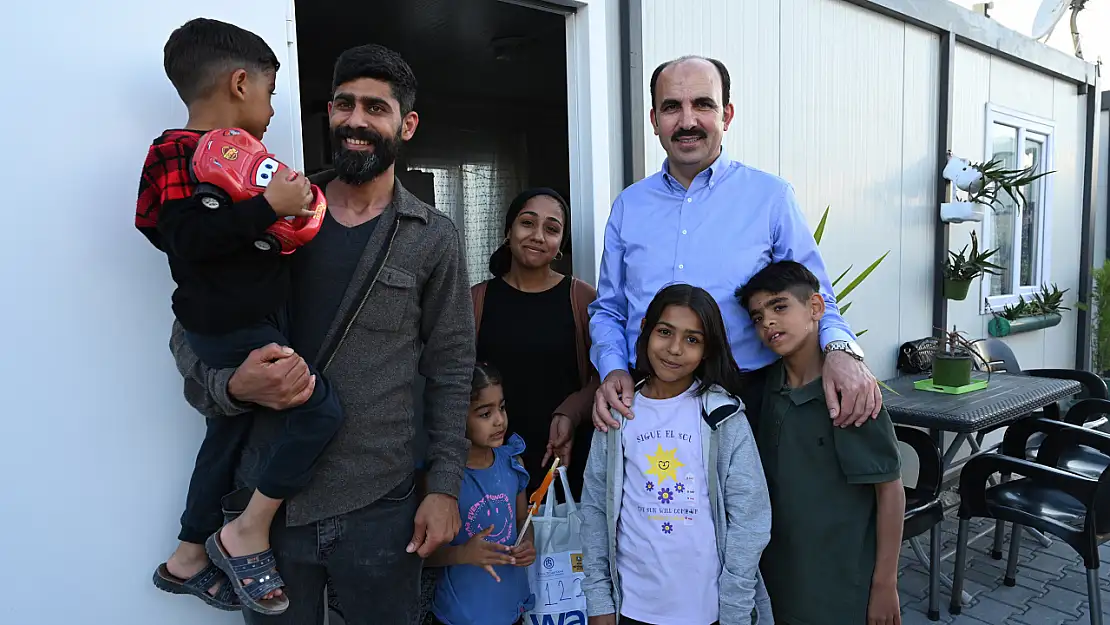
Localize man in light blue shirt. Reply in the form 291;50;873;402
590;55;881;431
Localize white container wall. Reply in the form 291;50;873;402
641;0;940;379
0;3;300;625
945;44;1087;372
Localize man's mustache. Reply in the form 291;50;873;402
671;129;706;141
334;126;382;144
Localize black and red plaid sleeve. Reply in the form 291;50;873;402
135;130;201;251
142;129;278;261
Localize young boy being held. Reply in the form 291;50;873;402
140;18;344;616
737;261;905;625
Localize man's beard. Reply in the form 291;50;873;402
331;124;402;185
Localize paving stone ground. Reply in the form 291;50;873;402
334;503;1110;625
899;514;1110;624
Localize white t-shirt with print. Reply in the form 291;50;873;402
615;385;720;625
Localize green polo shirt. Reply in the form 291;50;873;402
756;361;902;625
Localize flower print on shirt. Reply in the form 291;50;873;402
624;423;704;537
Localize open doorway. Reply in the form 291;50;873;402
294;0;572;285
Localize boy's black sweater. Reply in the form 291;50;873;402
136;129;289;336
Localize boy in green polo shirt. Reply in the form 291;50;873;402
736;260;905;625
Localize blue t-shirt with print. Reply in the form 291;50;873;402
432;433;534;625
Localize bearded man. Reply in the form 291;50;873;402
166;44;474;625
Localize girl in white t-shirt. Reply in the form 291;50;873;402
580;283;774;625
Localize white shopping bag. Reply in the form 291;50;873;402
522;466;587;625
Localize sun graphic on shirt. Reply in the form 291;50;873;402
644;444;685;484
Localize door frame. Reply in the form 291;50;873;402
289;0;619;286
498;0;618;286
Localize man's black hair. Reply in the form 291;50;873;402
331;44;418;115
163;18;279;105
735;260;821;311
649;55;731;110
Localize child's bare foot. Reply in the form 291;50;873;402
166;542;222;597
219;519;284;600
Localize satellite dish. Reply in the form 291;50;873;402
1031;0;1068;40
1030;0;1090;59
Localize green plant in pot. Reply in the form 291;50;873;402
987;283;1070;337
943;230;1003;301
931;326;987;388
965;157;1055;210
812;206;889;337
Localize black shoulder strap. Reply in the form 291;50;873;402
315;211;400;371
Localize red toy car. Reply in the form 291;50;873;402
191;128;326;254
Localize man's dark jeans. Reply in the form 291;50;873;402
222;472;423;625
177;313;344;544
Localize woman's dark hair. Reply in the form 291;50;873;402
470;362;504;401
633;284;746;397
488;188;570;277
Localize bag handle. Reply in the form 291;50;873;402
540;466;577;517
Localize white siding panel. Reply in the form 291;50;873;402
640;0;780;174
0;3;299;624
946;46;1083;371
637;0;943;380
988;56;1056;122
947;44;992;343
1043;77;1085;369
899;27;941;351
779;0;908;377
637;1;1088;383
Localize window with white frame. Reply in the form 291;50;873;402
980;104;1054;312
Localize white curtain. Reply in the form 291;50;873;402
410;140;526;286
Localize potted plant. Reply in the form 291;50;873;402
812;206;889;336
940;154;1054;224
943;230;1003;300
915;326;990;392
987;283;1069;337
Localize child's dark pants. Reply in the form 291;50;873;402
176;311;344;544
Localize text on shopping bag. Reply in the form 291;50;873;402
526;610;586;625
532;550;585;609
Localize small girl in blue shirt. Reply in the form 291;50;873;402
427;363;537;625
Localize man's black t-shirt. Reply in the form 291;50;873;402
289;210;380;365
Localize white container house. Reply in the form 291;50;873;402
0;1;1100;623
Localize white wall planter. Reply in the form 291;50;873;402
940;201;984;224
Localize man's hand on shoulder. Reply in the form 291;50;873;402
408;492;460;558
592;370;635;433
227;343;315;410
822;350;882;427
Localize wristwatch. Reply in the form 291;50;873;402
824;339;865;361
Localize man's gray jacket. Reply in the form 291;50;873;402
168;177;474;526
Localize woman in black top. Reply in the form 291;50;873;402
471;188;599;499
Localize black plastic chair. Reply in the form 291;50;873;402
897;426;945;621
1003;400;1110;468
972;339;1108;407
971;338;1108;557
949;423;1110;625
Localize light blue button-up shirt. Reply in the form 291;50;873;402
588;149;855;379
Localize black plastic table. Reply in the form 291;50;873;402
879;370;1082;605
880;371;1082;433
